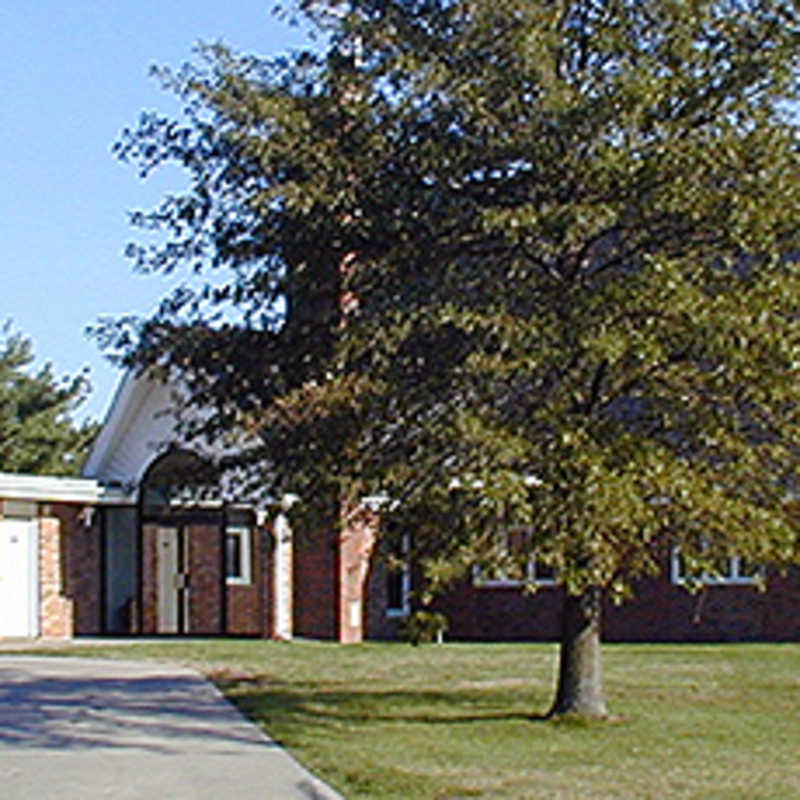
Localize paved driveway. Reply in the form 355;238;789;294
0;656;344;800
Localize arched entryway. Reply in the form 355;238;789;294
138;450;220;634
124;449;268;636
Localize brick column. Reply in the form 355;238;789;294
338;504;378;644
140;523;159;634
39;515;73;639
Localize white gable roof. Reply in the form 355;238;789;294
83;370;272;505
82;371;200;486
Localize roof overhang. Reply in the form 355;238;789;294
81;370;149;479
0;472;135;506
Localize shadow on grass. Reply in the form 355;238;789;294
219;680;554;732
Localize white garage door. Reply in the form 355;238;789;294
0;519;39;637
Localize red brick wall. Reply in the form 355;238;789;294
364;543;406;640
365;547;389;638
140;523;158;634
58;504;102;635
605;567;800;642
431;560;800;643
227;585;260;634
262;530;275;638
187;523;224;634
225;525;266;636
762;571;800;640
129;518;274;637
294;527;337;639
434;580;563;641
25;497;800;643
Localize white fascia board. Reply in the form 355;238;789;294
82;370;144;478
0;473;135;506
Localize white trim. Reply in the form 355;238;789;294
386;533;411;618
81;371;144;478
472;559;558;588
273;512;293;640
28;520;39;637
473;525;558;588
0;472;134;506
361;494;391;512
670;548;763;586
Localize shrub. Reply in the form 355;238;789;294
402;611;449;646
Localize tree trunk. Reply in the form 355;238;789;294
549;586;608;718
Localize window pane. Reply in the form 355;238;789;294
711;557;734;580
533;559;556;582
225;533;242;579
738;559;762;579
387;569;405;611
497;526;530;582
506;527;529;557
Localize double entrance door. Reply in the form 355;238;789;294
157;526;189;634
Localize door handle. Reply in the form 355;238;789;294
173;573;190;590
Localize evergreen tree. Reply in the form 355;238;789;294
0;326;98;476
108;0;800;716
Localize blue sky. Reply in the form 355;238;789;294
1;2;309;422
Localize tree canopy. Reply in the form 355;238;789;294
107;0;800;715
0;326;98;476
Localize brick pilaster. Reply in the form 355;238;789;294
38;515;73;639
338;504;378;644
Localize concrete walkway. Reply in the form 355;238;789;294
0;656;344;800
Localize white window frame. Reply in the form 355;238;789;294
225;525;252;585
473;525;557;588
386;533;411;618
670;548;763;587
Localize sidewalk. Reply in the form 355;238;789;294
0;656;345;800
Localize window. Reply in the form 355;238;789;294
386;533;411;617
530;558;558;585
473;526;557;588
225;526;252;585
671;549;763;586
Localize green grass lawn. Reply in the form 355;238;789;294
13;639;800;799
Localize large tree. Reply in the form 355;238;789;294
107;0;800;716
0;326;98;475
